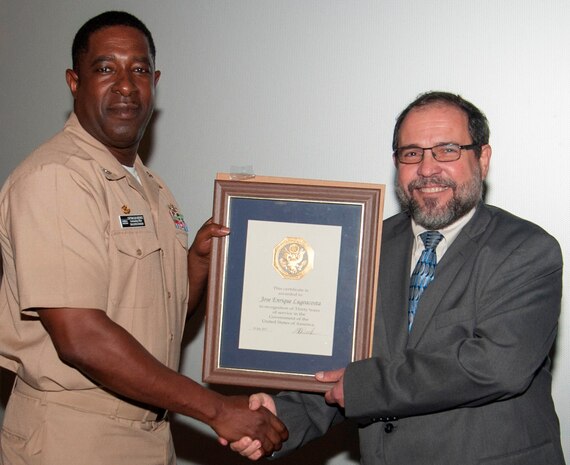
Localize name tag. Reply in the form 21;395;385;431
120;215;145;228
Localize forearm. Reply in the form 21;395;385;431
345;234;562;419
40;307;223;424
187;246;210;314
39;307;288;452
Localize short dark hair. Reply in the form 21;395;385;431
72;11;156;72
392;91;490;158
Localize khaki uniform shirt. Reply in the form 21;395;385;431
0;113;189;391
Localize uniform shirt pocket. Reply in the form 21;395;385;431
110;231;162;309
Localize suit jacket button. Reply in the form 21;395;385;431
384;423;394;433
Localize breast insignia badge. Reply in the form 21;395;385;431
273;237;314;280
168;204;189;232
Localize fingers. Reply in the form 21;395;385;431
189;220;230;260
229;436;253;452
249;392;276;415
229;436;263;458
257;406;288;454
316;368;346;407
324;381;345;407
246;449;265;461
265;406;289;443
196;219;229;238
192;223;229;249
324;387;335;405
315;367;345;383
208;223;230;237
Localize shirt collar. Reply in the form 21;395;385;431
64;113;143;180
411;207;477;248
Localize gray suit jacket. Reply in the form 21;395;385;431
274;204;564;465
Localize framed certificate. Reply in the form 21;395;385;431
203;174;385;392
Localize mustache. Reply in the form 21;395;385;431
408;176;457;190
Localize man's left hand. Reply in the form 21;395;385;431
189;218;229;263
187;218;229;313
316;368;345;407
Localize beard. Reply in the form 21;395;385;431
396;169;483;230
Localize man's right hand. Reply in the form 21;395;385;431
212;395;286;457
224;393;278;460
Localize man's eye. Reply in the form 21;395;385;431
133;67;150;73
96;66;112;73
440;144;460;154
403;150;420;158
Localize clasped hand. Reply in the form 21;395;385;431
213;396;288;457
225;368;345;460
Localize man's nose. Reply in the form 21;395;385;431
113;70;136;96
417;149;442;176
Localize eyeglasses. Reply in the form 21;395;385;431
394;143;479;164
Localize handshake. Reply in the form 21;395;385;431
218;368;346;460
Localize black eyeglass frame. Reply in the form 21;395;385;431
394;143;480;164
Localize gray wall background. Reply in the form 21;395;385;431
1;1;568;464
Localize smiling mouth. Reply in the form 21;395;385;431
417;186;449;194
108;104;139;118
409;176;456;196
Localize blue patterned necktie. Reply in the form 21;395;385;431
408;231;444;331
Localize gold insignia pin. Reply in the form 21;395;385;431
122;205;131;214
273;237;314;280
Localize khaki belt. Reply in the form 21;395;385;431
13;378;167;422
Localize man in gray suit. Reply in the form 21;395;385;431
229;91;565;464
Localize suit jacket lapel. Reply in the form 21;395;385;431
407;205;492;347
375;215;413;357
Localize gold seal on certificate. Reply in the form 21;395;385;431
273;237;314;280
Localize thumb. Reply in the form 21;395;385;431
249;393;277;416
316;368;344;382
248;393;264;410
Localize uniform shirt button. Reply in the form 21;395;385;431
384;423;394;433
136;249;142;256
167;291;172;299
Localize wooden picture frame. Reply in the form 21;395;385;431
203;174;385;392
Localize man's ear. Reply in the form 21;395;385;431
65;69;79;98
479;144;492;180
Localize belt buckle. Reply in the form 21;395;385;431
154;408;168;422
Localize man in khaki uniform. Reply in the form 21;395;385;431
0;11;287;465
